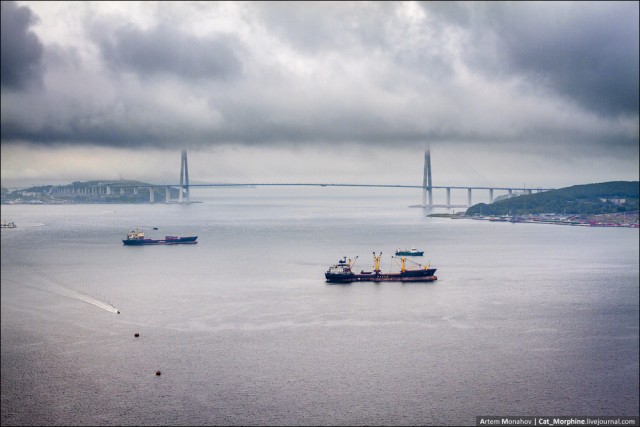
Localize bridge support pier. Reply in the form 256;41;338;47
467;188;472;206
149;187;154;203
166;187;170;203
446;188;451;206
489;188;494;203
422;187;433;207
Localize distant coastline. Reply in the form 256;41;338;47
1;180;180;205
428;211;639;228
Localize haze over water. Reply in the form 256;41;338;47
1;187;638;426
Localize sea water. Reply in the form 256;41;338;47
1;187;638;425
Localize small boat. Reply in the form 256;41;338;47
123;228;197;246
394;248;424;256
325;252;437;283
1;221;17;228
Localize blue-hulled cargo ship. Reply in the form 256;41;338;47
123;228;197;246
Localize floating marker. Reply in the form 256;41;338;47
155;371;161;376
134;333;139;337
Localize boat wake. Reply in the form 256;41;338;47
35;277;120;314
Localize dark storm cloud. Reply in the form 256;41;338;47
0;1;44;89
91;21;244;80
422;1;639;117
494;2;638;117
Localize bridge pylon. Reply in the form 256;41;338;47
422;146;433;207
179;149;190;203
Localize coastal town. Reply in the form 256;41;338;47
465;212;640;228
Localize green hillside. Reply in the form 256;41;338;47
465;181;639;216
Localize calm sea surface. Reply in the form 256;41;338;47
1;187;638;426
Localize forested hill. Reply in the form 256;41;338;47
465;181;639;216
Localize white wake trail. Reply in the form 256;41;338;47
38;277;120;314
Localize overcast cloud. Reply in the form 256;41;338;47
1;1;638;188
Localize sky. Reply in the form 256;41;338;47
1;1;638;189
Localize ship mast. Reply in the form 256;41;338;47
401;257;406;273
373;252;382;273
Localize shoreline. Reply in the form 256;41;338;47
428;211;640;228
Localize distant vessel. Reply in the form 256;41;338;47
1;221;16;228
123;228;197;246
394;248;424;256
325;252;437;283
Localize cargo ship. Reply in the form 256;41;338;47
325;252;437;283
123;228;197;246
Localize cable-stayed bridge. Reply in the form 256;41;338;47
50;149;553;208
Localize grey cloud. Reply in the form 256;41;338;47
253;2;396;52
91;21;244;81
422;2;639;117
0;1;44;89
0;1;637;161
418;1;473;27
494;2;638;117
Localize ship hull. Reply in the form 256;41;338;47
325;269;437;283
123;236;198;246
395;252;424;256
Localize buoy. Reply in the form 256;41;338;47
117;310;120;314
134;333;139;337
155;371;161;376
